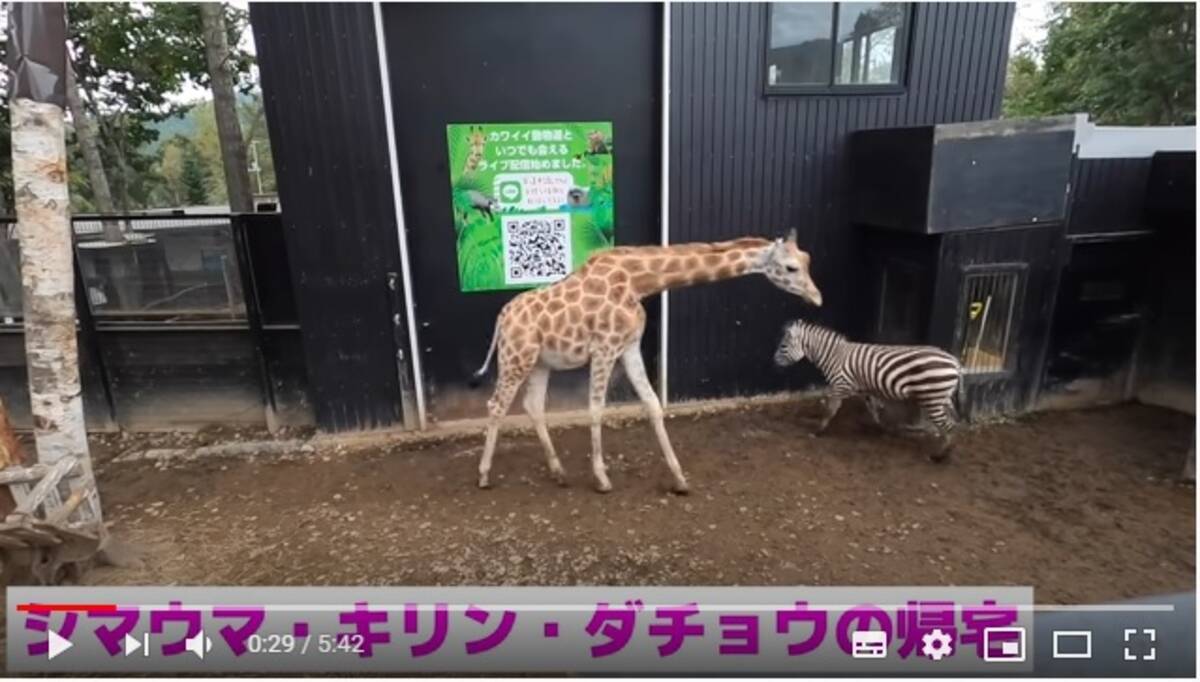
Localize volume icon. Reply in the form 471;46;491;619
184;632;213;660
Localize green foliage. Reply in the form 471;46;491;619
0;2;260;213
180;140;211;205
1003;3;1196;125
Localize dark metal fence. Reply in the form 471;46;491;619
0;212;311;431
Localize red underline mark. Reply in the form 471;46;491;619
16;603;118;613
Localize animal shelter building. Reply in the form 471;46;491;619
0;2;1194;433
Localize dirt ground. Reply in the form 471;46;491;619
75;399;1194;605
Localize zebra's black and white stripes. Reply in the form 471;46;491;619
774;319;962;460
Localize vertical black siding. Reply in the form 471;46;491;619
1067;158;1153;235
668;2;1016;400
252;3;407;431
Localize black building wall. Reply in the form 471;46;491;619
1068;157;1153;236
666;2;1015;401
252;3;412;431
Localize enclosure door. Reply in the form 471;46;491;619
382;3;662;422
934;227;1066;418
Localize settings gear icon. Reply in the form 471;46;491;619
921;628;954;661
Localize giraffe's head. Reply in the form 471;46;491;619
468;126;486;148
758;229;823;306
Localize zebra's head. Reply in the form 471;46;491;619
774;320;811;367
756;229;823;307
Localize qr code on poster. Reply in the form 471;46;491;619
502;213;573;286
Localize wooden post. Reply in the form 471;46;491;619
7;3;102;523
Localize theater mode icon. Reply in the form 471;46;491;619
1052;630;1092;659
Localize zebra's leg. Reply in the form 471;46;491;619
812;389;849;437
864;395;888;431
918;399;956;462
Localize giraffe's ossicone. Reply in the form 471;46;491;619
472;230;821;493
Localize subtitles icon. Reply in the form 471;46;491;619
851;630;888;659
983;627;1026;662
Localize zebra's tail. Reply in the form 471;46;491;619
467;317;502;388
950;369;965;423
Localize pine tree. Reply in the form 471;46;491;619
180;142;211;206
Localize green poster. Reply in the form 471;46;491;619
446;121;615;292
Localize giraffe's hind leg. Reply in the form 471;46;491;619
478;344;537;489
523;365;567;486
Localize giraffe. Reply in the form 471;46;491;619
471;230;822;494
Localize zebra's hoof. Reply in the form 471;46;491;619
928;450;951;464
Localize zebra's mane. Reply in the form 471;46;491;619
788;319;847;345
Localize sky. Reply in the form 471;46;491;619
1011;1;1052;55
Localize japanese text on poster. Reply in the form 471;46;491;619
446;122;615;292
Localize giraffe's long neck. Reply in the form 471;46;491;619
618;238;772;298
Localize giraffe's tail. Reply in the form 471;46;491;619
467;317;502;388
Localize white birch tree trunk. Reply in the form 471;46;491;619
10;97;92;477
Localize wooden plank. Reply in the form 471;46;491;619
0;531;29;549
0;523;61;546
46;487;87;526
13;457;77;517
8;481;32;509
31;521;98;545
0;461;80;486
0;464;50;486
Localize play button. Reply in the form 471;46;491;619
124;633;142;656
47;631;73;660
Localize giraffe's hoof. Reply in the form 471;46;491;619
551;470;568;487
671;480;691;495
478;476;492;489
594;480;613;494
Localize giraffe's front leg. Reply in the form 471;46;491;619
622;344;689;494
588;352;619;493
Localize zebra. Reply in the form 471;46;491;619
774;319;962;461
